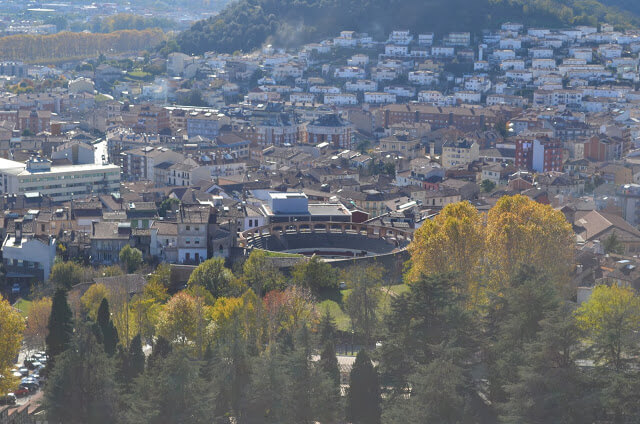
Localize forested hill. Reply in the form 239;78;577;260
175;0;640;54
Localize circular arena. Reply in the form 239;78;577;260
237;221;412;259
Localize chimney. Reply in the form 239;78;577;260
14;218;23;244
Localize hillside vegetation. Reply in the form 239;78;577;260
0;29;165;62
176;0;640;54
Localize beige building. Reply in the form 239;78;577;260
441;139;479;168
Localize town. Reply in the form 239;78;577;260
2;11;640;424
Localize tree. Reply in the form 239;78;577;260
344;265;383;342
96;298;119;356
117;334;145;386
119;245;143;273
147;263;172;292
377;273;475;397
80;283;109;320
502;303;597;424
603;231;624;255
406;202;485;303
319;340;340;388
46;288;74;364
156;292;204;346
0;294;25;394
124;348;218;424
242;250;285;296
44;326;118;424
486;265;560;403
187;257;243;299
486;195;574;292
575;284;640;371
50;261;84;290
24;296;52;351
316;308;338;347
383;359;468;424
481;179;496;192
347;350;381;424
291;256;338;293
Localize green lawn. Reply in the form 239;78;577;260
258;249;303;258
316;284;409;332
317;299;351;331
13;298;32;318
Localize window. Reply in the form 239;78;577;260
186;225;190;230
186;239;190;244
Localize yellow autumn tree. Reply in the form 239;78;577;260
575;284;640;370
486;195;574;291
80;283;109;320
0;295;25;394
406;201;485;302
24;296;52;351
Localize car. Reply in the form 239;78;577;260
12;371;22;378
11;283;20;294
19;383;36;393
0;394;16;405
13;387;29;397
18;368;28;377
20;381;38;392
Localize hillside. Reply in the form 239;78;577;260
175;0;640;54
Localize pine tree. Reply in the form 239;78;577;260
347;350;381;424
46;288;74;367
319;341;340;387
317;308;337;347
502;303;597;424
128;334;145;379
148;336;172;369
97;298;119;356
44;325;118;424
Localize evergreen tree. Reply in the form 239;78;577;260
347;350;381;424
44;325;118;424
383;359;468;424
486;265;559;403
317;308;338;347
46;288;74;367
97;298;119;356
128;334;145;379
124;348;217;424
319;341;341;387
148;335;172;369
377;273;475;397
502;303;597;424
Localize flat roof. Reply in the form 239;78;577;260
17;163;120;177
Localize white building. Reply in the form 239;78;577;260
345;80;378;92
431;46;455;58
324;93;358;105
418;90;444;104
2;230;56;283
454;91;482;104
388;30;413;45
364;92;396;104
334;66;366;79
408;70;438;85
0;157;120;202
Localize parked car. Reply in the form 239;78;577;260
14;387;29;397
0;394;16;405
11;283;20;294
18;368;28;377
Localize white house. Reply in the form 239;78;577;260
345;80;378;92
324;93;358;105
364;92;396;104
408;70;438;85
